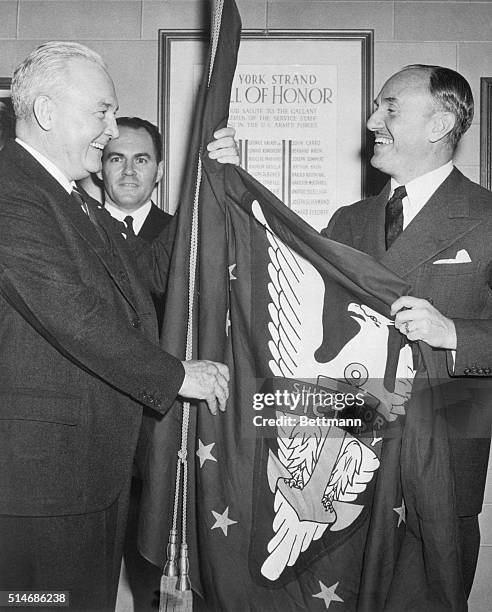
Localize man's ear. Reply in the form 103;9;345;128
156;160;164;184
33;95;54;131
429;111;456;143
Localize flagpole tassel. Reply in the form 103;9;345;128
159;575;193;612
177;543;191;591
164;528;179;578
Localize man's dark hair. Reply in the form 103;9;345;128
402;64;474;149
115;116;163;163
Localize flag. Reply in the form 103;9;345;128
138;1;465;610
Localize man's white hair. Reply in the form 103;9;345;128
12;41;108;120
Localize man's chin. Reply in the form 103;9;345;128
370;153;389;174
85;162;102;176
113;196;141;209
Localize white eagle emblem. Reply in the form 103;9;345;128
251;200;415;581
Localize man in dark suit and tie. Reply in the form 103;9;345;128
0;41;236;611
101;116;172;243
322;64;492;606
101;116;173;335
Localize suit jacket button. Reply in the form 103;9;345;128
131;317;141;328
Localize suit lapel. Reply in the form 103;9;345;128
61;192;142;308
10;142;141;307
379;169;480;278
359;187;389;260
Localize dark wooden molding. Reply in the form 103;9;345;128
480;77;492;191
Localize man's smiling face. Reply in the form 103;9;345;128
102;126;163;213
367;68;439;184
49;57;119;181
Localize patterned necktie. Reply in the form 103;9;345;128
71;186;92;218
71;186;108;245
123;215;135;238
385;185;407;250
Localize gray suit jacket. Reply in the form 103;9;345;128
322;168;492;515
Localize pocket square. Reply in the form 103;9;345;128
433;249;472;264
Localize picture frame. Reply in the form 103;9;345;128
158;30;373;230
0;77;14;150
480;77;492;191
0;77;11;94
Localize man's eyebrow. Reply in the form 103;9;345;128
381;96;398;104
98;101;118;111
105;151;152;159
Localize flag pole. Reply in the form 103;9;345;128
159;2;225;610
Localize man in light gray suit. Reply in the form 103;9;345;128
322;64;492;608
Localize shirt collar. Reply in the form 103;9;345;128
104;200;152;235
390;161;453;207
390;161;454;228
16;137;74;194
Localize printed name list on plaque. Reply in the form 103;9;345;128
229;65;337;231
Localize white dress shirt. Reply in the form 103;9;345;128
105;201;152;236
389;161;454;229
16;138;75;194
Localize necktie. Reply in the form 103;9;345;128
72;186;103;229
71;186;108;245
71;186;92;218
123;215;135;238
385;185;407;250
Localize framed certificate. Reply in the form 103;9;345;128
159;30;373;230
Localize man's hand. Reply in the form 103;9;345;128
391;296;457;349
206;127;239;165
179;359;230;415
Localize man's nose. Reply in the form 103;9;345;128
366;108;383;131
123;161;136;175
106;113;119;140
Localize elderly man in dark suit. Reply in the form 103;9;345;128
0;41;236;611
322;64;492;605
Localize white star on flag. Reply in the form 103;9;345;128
228;263;237;280
371;430;382;446
312;580;343;608
393;498;406;526
196;439;217;468
211;506;237;536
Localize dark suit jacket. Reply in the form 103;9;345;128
322;168;492;515
133;203;174;475
137;202;174;332
138;203;173;243
0;140;184;517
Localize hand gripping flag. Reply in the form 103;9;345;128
138;1;466;610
